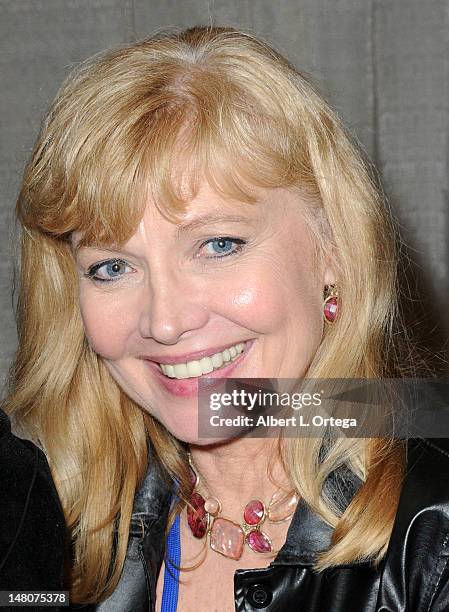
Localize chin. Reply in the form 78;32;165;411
160;417;242;446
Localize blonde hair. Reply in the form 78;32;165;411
5;25;411;602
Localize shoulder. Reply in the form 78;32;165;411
0;408;67;590
399;438;449;515
377;438;449;611
0;408;60;508
392;437;449;546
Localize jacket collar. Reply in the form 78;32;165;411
273;439;437;566
129;447;172;537
272;466;363;566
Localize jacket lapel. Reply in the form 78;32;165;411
273;466;363;566
94;449;172;612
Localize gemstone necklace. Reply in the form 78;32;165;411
186;454;299;560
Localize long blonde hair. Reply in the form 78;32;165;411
5;25;411;602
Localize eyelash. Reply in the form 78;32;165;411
199;237;246;259
84;258;132;283
84;238;247;283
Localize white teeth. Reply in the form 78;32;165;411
173;363;188;379
211;352;223;369
165;364;175;377
186;360;202;377
159;342;246;379
199;357;214;374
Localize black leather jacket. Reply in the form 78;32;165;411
88;438;449;612
0;409;66;600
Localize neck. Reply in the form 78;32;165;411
189;437;290;518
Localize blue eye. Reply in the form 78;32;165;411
202;237;246;258
85;259;133;282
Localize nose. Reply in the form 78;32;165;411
138;270;209;344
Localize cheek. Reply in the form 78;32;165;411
220;262;322;334
79;291;135;360
226;285;283;331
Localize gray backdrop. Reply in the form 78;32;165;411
1;0;448;392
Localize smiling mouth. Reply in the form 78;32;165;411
158;342;246;379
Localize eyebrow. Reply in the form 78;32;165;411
176;214;256;236
72;214;256;254
72;243;131;257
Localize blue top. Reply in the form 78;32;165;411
160;512;181;611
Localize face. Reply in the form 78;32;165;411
73;181;335;443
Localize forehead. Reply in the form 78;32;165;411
161;179;260;220
72;179;307;251
138;181;305;235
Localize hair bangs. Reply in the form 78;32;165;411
140;95;319;223
19;35;320;249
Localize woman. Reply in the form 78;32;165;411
3;25;449;611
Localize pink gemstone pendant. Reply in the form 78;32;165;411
267;490;299;523
246;529;272;553
210;518;245;559
324;296;338;322
204;497;221;516
243;499;266;526
187;492;208;538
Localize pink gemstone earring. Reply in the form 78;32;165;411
323;284;339;324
